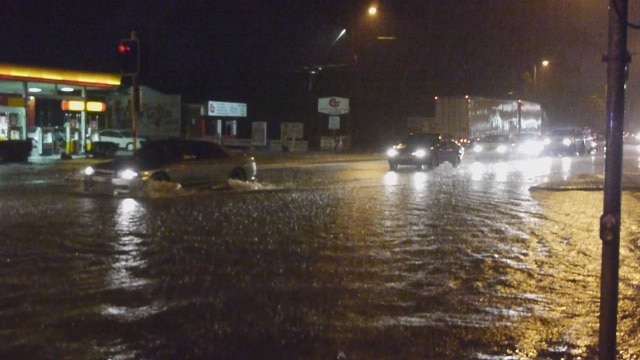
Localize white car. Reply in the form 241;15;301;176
97;129;145;150
82;139;257;195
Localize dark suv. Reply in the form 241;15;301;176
543;128;595;156
387;133;463;170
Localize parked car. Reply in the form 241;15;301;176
472;134;512;161
543;128;596;156
97;129;146;151
82;139;256;195
386;133;463;170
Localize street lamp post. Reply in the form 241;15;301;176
349;4;378;150
533;60;550;91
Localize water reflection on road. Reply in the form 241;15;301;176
1;154;639;359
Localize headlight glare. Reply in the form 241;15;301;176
118;169;138;180
562;138;572;146
84;166;95;176
497;145;508;153
413;149;427;158
387;148;398;157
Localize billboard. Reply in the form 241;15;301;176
318;97;349;115
207;101;247;117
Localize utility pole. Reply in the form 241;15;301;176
599;1;629;358
119;30;140;151
130;30;140;152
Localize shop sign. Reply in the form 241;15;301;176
0;95;25;107
61;100;85;111
318;97;349;115
207;101;247;117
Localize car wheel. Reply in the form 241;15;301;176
389;162;398;171
228;168;246;181
426;157;436;170
452;156;461;167
151;172;170;182
126;143;134;151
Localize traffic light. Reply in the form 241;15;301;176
118;39;139;76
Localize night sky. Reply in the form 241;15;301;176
4;1;639;139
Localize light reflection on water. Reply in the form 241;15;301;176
4;156;640;358
107;198;149;289
101;198;161;322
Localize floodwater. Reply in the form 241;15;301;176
1;154;640;359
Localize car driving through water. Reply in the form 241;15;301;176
386;132;463;170
471;134;512;161
81;139;256;195
542;128;597;156
510;133;545;158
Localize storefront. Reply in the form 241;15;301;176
0;63;120;156
201;100;248;145
0;95;26;141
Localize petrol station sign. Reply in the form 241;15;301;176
318;97;349;115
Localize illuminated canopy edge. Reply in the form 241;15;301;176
0;63;121;89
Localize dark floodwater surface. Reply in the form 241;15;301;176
1;156;640;359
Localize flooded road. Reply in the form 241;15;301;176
1;153;640;359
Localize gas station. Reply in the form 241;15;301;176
0;63;120;158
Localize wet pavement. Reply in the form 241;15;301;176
1;150;640;359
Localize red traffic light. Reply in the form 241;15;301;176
118;38;139;75
118;44;131;55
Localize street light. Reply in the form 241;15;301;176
348;4;379;150
533;60;550;90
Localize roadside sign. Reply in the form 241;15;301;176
329;116;340;130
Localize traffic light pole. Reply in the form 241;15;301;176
599;1;629;358
130;31;139;152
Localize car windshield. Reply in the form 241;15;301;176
401;133;440;146
133;141;183;168
480;135;509;143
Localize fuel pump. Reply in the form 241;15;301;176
86;116;99;152
65;114;80;154
8;113;21;140
0;113;7;140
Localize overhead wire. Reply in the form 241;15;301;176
611;0;640;29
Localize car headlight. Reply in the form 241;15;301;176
543;138;551;145
117;169;139;180
84;166;95;176
387;148;398;157
562;138;572;146
473;145;483;153
413;149;427;158
496;145;508;153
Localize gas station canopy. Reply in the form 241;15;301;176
0;63;121;95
